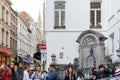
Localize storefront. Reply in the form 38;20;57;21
0;46;15;66
18;56;32;66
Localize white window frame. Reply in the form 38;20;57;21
54;1;66;29
90;8;101;27
109;33;114;53
55;9;65;26
90;1;101;28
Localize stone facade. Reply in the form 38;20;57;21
0;0;11;48
0;0;12;66
17;12;37;61
76;30;107;68
10;8;18;55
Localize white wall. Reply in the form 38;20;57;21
45;0;110;69
45;0;90;31
46;32;80;68
45;0;90;69
106;0;120;62
45;0;120;69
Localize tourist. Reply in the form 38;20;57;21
12;65;22;80
46;64;58;80
76;69;84;80
64;67;76;80
31;65;44;80
23;65;30;80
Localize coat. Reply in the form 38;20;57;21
12;71;22;80
0;68;12;80
46;71;58;80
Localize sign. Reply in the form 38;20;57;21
59;52;64;58
40;44;46;50
41;53;47;62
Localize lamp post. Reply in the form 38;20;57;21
116;40;120;58
74;58;78;68
51;54;56;64
116;40;120;66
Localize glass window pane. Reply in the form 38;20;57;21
55;11;59;26
55;1;65;9
61;11;65;27
96;10;101;28
96;10;101;23
90;10;95;27
91;2;101;9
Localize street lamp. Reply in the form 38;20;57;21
74;58;79;69
116;40;120;57
51;54;56;64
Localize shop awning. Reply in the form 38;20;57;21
0;46;15;56
19;56;32;64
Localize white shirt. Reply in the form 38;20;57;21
23;70;30;80
31;72;44;80
77;77;84;80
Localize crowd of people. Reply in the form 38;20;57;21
0;61;58;80
89;64;120;80
64;64;120;80
0;61;120;80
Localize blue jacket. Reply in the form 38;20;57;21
46;71;58;80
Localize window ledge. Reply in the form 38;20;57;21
54;26;65;29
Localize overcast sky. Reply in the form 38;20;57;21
11;0;44;22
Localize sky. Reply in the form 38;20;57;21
11;0;44;22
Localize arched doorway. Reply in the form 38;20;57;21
76;30;107;68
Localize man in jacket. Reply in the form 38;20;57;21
46;64;58;80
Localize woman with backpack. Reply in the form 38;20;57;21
31;66;44;80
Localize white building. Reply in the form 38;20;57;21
106;0;120;63
45;0;120;69
17;12;37;64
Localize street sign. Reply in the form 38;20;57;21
59;52;64;58
41;44;46;50
41;53;47;62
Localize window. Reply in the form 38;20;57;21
2;28;4;45
6;11;9;24
6;31;9;47
110;33;114;53
2;6;5;21
10;38;12;49
15;41;17;52
20;40;21;50
90;2;101;29
11;14;12;20
54;1;66;29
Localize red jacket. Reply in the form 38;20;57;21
0;68;12;80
